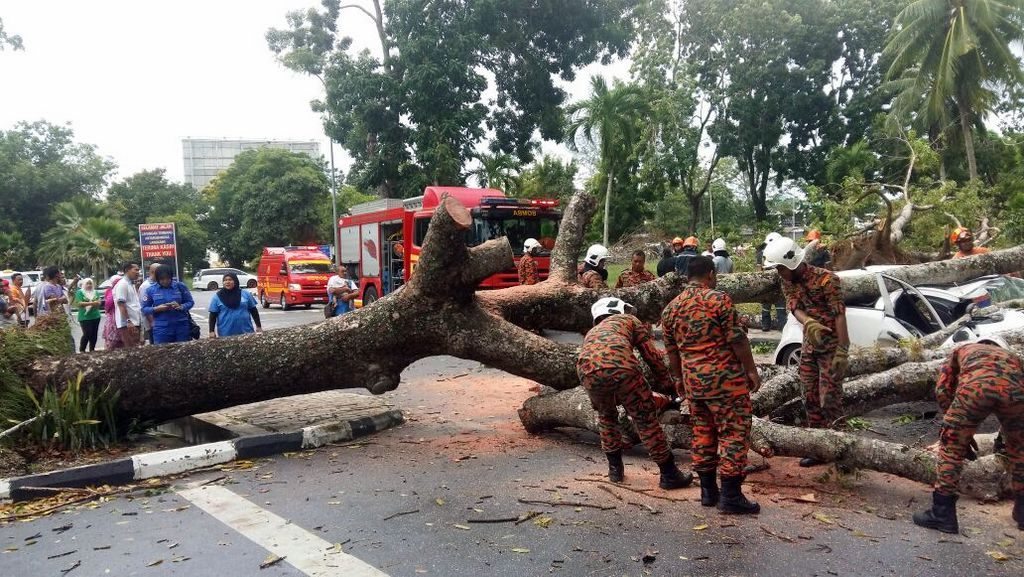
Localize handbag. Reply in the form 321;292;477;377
324;298;337;319
189;316;201;340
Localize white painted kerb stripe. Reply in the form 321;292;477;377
0;479;10;500
178;485;389;577
132;441;236;479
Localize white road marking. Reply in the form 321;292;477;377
133;442;236;479
178;484;389;577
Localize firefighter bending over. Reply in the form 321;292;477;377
576;297;693;489
913;344;1023;534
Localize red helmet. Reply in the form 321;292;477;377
683;236;699;248
951;227;972;243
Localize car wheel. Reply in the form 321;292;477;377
280;293;290;311
207;281;218;291
260;291;270;309
247;279;257;288
778;344;801;367
363;285;378;306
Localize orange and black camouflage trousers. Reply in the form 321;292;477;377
579;368;671;463
799;346;843;429
689;394;752;478
935;378;1024;496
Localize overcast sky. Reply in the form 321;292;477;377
1;1;627;187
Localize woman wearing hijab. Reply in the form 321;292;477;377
208;272;262;338
73;278;103;351
141;265;194;344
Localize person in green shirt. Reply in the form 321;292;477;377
73;277;103;352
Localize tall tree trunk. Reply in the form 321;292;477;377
959;99;978;182
687;191;701;235
603;170;613;247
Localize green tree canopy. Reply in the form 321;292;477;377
0;121;115;248
267;0;636;198
36;198;134;279
204;148;331;266
517;155;577;202
106;169;203;229
883;0;1024;182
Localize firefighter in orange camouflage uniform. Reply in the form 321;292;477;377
518;238;541;285
913;344;1023;534
663;255;762;514
578;244;610;289
763;236;850;467
577;297;693;489
615;250;656;288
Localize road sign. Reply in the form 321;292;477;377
139;223;179;278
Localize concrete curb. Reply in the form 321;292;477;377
0;409;404;503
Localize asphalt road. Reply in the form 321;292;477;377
10;302;1022;576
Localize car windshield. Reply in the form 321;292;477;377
289;261;332;274
473;215;560;256
981;276;1024;303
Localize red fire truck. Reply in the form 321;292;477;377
338;187;561;305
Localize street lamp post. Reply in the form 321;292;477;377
328;133;339;267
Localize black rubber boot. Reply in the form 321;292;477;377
657;455;694;490
912;491;960;534
606;450;624;483
1013;494;1023;531
718;475;760;514
799;457;824;467
697;470;719;507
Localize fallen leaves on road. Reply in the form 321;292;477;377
260;554;287;569
453;524;471;531
533;516;554;528
145;559;163;567
986;550;1012;563
811;512;836;525
511;548;530;554
0;479;169;523
692;524;708;531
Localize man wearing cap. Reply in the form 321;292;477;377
764;237;850;467
577;296;693;489
951;228;990;259
674;236;700;279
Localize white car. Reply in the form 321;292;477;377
192;268;258;291
773;272;1024;366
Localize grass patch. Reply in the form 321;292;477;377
20;373;121;451
752;342;775;355
846;417;871;431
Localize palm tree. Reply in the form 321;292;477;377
565;76;648;246
470;152;521;194
883;0;1024;181
36;199;135;278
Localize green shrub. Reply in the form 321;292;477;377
20;373;121;452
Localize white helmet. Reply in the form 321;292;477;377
762;236;804;270
763;232;783;246
523;238;541;254
584;244;609;267
712;238;727;252
591;297;635;321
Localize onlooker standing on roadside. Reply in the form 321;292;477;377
34;266;70;317
209;273;262;338
137;263;161;344
0;280;24;329
114;262;143;347
141;265;194;344
326;265;359;317
8;273;30;327
73;277;102;352
102;273;124;349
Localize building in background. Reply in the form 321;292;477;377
182;138;321;191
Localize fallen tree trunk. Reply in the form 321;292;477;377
518;387;1011;500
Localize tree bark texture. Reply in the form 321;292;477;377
518;387;1011;500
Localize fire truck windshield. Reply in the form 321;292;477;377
289;261;333;274
474;215;560;255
